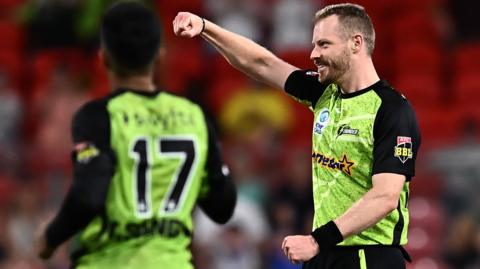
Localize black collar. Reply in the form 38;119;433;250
110;87;162;98
340;80;388;99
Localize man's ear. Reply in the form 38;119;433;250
351;34;363;53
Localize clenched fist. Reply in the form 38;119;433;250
282;235;319;263
173;12;204;38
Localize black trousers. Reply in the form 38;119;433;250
302;246;407;269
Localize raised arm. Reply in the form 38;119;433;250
173;12;298;89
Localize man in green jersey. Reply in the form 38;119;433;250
35;2;237;268
174;3;420;269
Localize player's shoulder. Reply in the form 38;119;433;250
74;97;110;122
161;91;205;112
75;88;159;119
71;96;112;144
373;80;413;110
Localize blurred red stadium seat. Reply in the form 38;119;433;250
410;174;444;199
209;53;246;79
394;73;443;109
90;54;110;98
29;52;62;107
452;71;480;107
29;49;89;99
155;0;203;15
0;0;24;11
0;175;18;207
452;42;480;73
0;20;24;51
161;40;205;94
415;107;465;148
393;42;443;78
0;51;23;90
391;9;442;45
372;32;394;79
396;0;446;12
449;43;480;131
278;49;314;70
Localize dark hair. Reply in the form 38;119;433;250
101;2;161;76
314;3;375;55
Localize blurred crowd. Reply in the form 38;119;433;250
0;0;479;269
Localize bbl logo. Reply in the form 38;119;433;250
394;136;413;163
314;109;330;135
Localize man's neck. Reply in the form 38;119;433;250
109;73;156;92
337;58;380;94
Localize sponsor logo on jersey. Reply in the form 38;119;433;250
336;124;359;138
314;108;330;135
74;142;100;163
312;152;355;176
394;136;413;163
107;218;191;241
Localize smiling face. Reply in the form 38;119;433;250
310;15;352;84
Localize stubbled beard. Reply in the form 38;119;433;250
317;49;350;84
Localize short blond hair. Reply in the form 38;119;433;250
314;3;375;55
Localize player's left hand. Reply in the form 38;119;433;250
34;219;55;260
282;235;319;263
35;234;54;260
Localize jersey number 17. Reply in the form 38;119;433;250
129;136;198;218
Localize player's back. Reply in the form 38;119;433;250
73;89;209;269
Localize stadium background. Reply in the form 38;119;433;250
0;0;479;268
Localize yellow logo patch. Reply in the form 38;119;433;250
75;143;100;163
394;136;413;163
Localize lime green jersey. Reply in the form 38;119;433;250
52;89;235;269
285;70;421;246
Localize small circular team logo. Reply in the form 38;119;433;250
314;108;330;135
320;110;330;122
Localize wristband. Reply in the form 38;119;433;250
310;220;343;251
200;18;206;34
